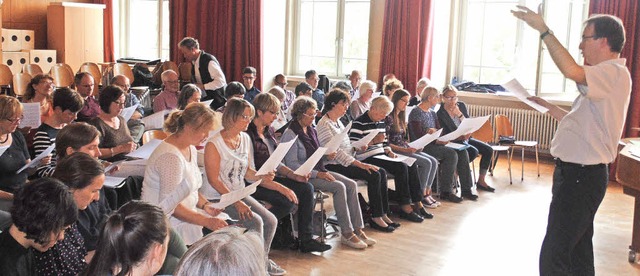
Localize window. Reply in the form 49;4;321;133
293;0;370;78
455;0;588;97
113;0;170;60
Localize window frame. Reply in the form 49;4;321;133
115;0;169;60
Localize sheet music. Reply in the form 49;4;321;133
373;154;417;166
209;181;261;209
120;104;139;121
201;99;213;107
255;136;297;176
325;122;352;154
142;110;169;130
351;129;381;149
503;78;549;113
103;176;127;188
294;147;327;176
437;115;490;142
17;143;55;174
408;129;443;149
19;102;41;128
445;142;470;150
126;139;162;159
405;105;416;122
0;145;9;157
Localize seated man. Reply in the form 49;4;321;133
349;70;362;99
242;66;261;103
305;69;324;114
153;70;180;113
75;72;100;123
112;75;145;143
0;178;78;275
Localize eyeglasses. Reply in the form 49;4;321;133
113;101;126;106
5;116;24;124
443;96;458;100
165;80;179;84
243;76;256;80
241;114;254;121
581;35;600;42
302;110;318;117
267;110;280;116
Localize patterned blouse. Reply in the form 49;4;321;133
384;115;409;148
34;223;87;276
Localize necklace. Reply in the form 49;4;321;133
0;134;9;144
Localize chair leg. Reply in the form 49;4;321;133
508;148;514;184
471;160;476;184
521;147;524;181
535;145;540;177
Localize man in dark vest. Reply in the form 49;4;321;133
178;37;227;110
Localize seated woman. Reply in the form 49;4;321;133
382;78;403;97
247;93;330;252
317;89;398;232
34;152;105;275
33;87;84;178
350;96;426;223
142;103;227;246
89;85;137;162
386;89;438;216
174;227;265;276
350;80;376;119
265;86;289;131
177;84;202;110
0;178;77;275
202;98;285;275
282;96;375;249
82;201;169;276
22;74;55;122
408;86;473;203
215;81;246;113
437;85;495;193
0;95;46;219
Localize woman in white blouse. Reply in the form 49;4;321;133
141;103;227;246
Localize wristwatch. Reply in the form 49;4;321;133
540;29;554;40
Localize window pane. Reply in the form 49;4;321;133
129;0;159;59
161;0;170;60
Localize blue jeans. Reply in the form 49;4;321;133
539;160;608;276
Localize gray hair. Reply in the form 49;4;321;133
267;86;286;101
370;95;393;116
178;37;199;50
290;96;317;121
331;80;352;92
420;86;440;102
174;227;265;276
359;80;376;95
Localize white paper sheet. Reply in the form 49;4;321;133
405;105;416;122
120;104;139;122
325;122;352;154
103;160;124;174
445;142;470;150
408;129;443;149
19;102;41;128
126;139;162;159
437;115;490;142
373;154;417;166
294;147;327;176
372;92;382;98
255;136;298;176
351;129;381;149
142;110;169;130
0;145;9;157
17;143;55;174
209;180;261;209
201;99;213;107
103;176;127;188
503;78;549;113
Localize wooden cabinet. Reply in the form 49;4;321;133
47;2;105;73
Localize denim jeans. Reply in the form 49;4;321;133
539;160;608;276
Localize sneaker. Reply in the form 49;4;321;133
341;233;368;249
357;232;377;246
299;238;332;253
428;196;442;207
423;197;438;209
267;259;286;275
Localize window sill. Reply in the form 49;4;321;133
457;91;573;109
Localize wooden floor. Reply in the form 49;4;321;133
270;157;640;275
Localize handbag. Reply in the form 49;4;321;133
499;135;516;144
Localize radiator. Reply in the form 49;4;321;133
466;104;558;153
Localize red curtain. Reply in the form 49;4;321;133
589;0;640;138
378;0;434;96
169;0;263;90
94;0;115;62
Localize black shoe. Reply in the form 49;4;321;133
477;184;496;192
387;221;401;228
441;193;463;203
398;211;424;223
299;239;332;253
368;219;395;233
417;208;434;219
461;190;478;201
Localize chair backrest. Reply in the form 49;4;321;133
12;73;32;97
113;63;135;83
142;130;168;145
0;64;13;86
472;120;494;143
494;114;515;137
23;64;43;76
79;62;102;96
178;62;193;82
50;63;74;88
152;61;180;86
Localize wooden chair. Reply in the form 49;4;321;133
113;63;135;83
78;62;102;96
178;62;193;83
495;114;539;183
50;63;74;88
472;119;512;183
22;64;43;76
0;64;13;95
12;73;32;98
141;130;168;145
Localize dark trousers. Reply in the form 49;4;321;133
325;164;389;217
466;138;493;173
539;160;608;276
364;156;423;204
251;176;315;241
